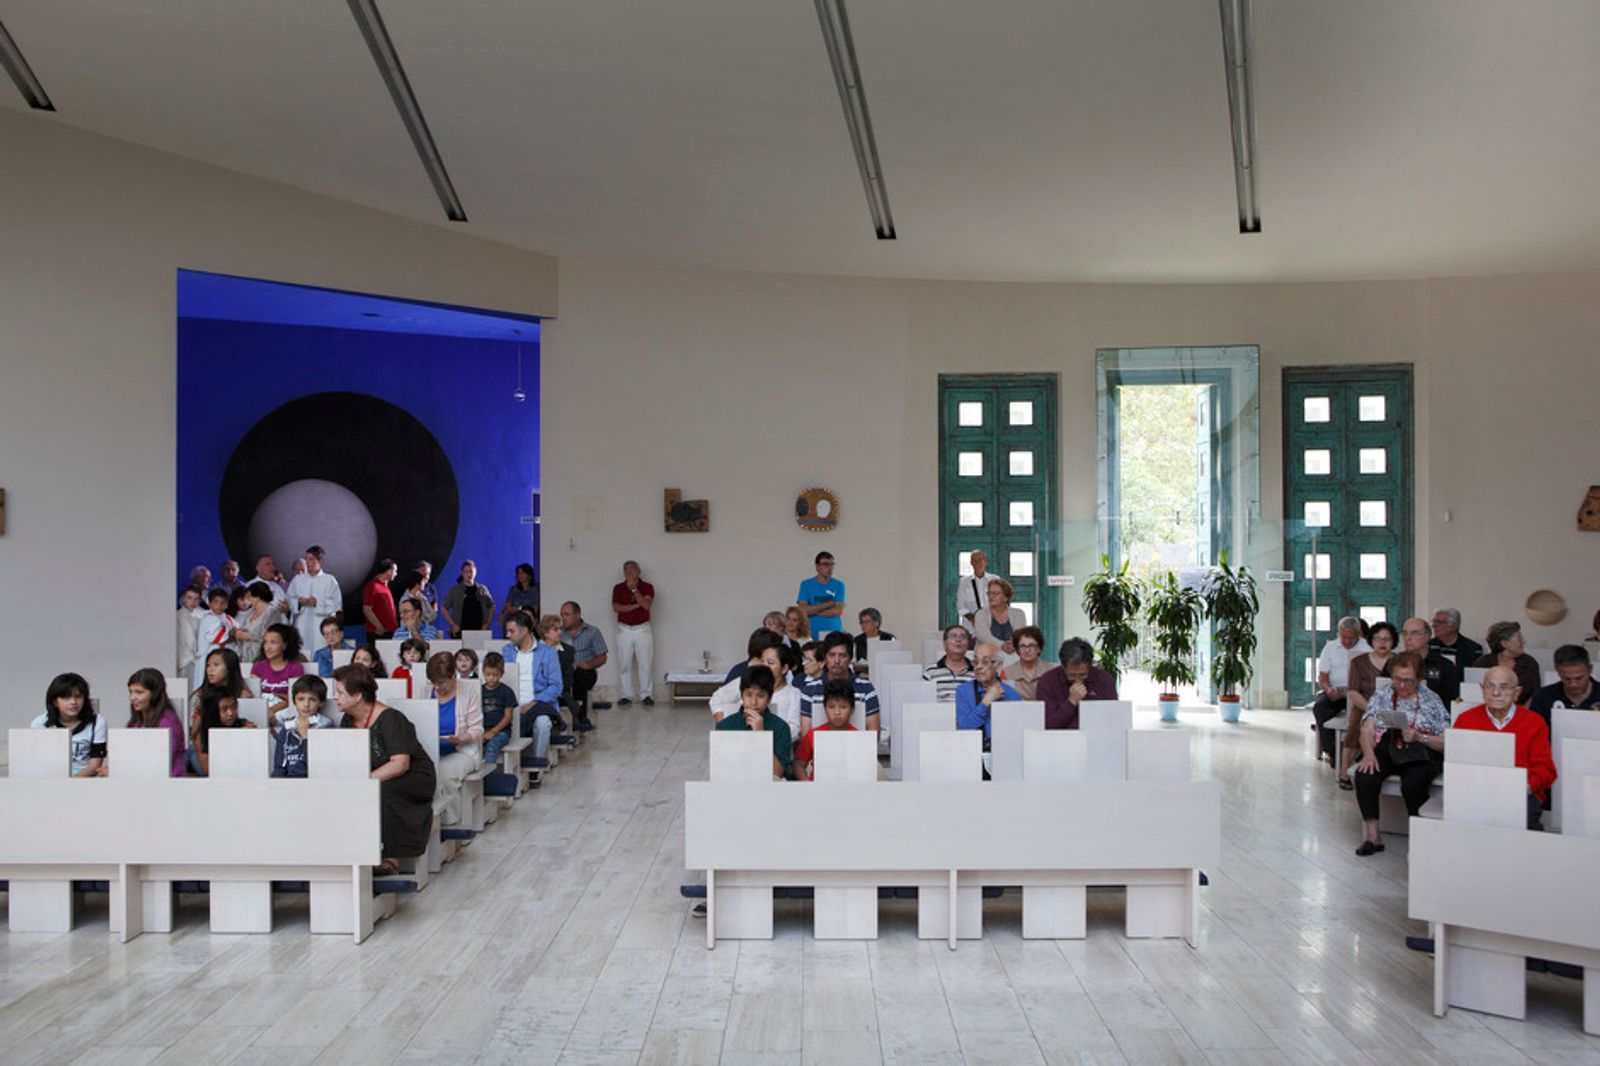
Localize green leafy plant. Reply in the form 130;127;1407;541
1081;555;1144;683
1200;550;1259;701
1144;570;1202;698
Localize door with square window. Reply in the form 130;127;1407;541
939;374;1058;639
1282;367;1413;698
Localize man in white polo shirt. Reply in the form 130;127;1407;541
956;551;1001;632
1312;616;1370;765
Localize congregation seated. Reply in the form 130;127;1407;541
272;675;335;777
1352;651;1446;856
712;665;794;779
1037;637;1118;729
392;638;429;698
923;625;975;701
503;611;566;763
799;632;879;735
479;652;515;766
955;642;1018;741
852;607;895;667
1454;665;1556;830
1006;625;1049;700
33;671;106;777
792;680;860;780
333;663;436;874
972;578;1026;655
313;616;353;677
127;667;186;778
1340;620;1398;788
711;642;802;739
1400;616;1460;705
1471;620;1542;709
425;651;482;827
392;595;438;642
725;627;784;684
1429;606;1484;677
251;623;306;719
194;690;258;776
1311;616;1369;766
1529;643;1600;723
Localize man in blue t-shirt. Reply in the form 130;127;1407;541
797;551;846;635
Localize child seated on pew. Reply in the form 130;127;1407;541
455;648;480;681
188;648;253;775
126;668;186;777
792;679;859;781
32;672;107;777
353;643;388;677
392;638;430;698
195;690;258;776
480;652;516;765
250;623;305;718
712;665;794;780
272;675;335;778
313;617;353;677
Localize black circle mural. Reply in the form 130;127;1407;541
219;392;459;619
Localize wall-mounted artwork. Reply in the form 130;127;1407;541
795;487;840;532
665;488;709;532
1579;486;1600;531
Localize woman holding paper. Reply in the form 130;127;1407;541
1350;651;1447;856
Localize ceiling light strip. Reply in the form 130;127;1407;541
0;18;55;110
1218;0;1259;233
347;0;467;222
814;0;896;240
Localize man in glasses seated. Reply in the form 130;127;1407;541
1454;665;1556;831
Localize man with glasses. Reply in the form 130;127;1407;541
1400;616;1460;706
1455;665;1556;830
1351;650;1447;855
1038;637;1119;730
1312;617;1369;766
955;642;1018;741
1429;607;1484;676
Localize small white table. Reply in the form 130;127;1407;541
667;671;727;702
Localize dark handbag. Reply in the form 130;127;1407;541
1382;728;1430;765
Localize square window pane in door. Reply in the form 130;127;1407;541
1008;451;1034;476
1012;602;1034;625
1008;500;1034;526
1304;501;1331;527
1303;397;1331;423
1303;553;1331;580
1009;551;1034;576
1008;401;1034;426
958;502;984;526
1305;657;1315;684
958;451;983;477
1359;605;1388;625
1359;500;1387;526
958;401;984;427
1358;395;1387;421
1304;606;1332;632
1359;553;1388;579
1359;448;1387;474
1303;449;1331;475
958;551;975;576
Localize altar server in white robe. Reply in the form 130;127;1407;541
287;545;343;653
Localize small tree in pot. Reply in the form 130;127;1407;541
1200;550;1258;724
1145;570;1202;722
1081;555;1143;684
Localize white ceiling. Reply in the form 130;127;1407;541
5;1;1600;283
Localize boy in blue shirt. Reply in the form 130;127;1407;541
796;551;846;635
479;652;517;766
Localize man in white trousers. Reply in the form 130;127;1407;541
611;560;655;706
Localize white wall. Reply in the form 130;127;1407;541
0;110;557;730
545;259;1600;703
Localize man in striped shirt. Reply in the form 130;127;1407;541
922;624;975;702
799;632;880;735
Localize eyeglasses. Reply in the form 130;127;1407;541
1017;642;1040;651
1391;676;1419;686
1483;683;1517;693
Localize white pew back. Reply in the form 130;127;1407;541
332;649;355;669
109;728;172;778
1080;700;1133;781
1127;731;1191;781
461;631;492;652
1443;727;1514;768
989;701;1045;781
310;728;372;779
10;729;69;777
376;639;404;665
901;702;954;781
208;728;270;778
1023;730;1088;781
1442;763;1527;829
1552;708;1600;831
236;698;270;728
376;678;411;704
813;729;878;782
1557;738;1600;838
711;731;778;782
1456;682;1483;707
919;730;983;783
1462;667;1487;685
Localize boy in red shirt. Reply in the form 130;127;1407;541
1454;664;1557;830
793;680;859;781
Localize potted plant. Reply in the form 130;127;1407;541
1145;570;1202;723
1200;550;1259;724
1082;555;1143;684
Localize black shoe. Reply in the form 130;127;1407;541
642;696;655;706
576;720;595;732
617;698;632;706
1355;840;1385;857
592;701;612;710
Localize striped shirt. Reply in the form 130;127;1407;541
799;673;880;721
923;655;975;702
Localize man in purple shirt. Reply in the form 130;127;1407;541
1036;637;1119;729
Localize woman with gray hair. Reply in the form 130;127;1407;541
1472;621;1541;705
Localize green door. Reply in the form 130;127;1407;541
939;374;1059;639
1282;367;1414;699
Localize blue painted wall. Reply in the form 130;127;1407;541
176;316;540;625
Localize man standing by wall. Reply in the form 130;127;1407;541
955;550;1000;631
797;552;845;636
611;560;655;706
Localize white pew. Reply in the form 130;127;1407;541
1081;700;1133;781
109;727;180;933
989;701;1045;782
1022;730;1089;938
1527;647;1557;673
1457;682;1483;707
880;666;932;777
332;649;355;669
390;698;451;875
1462;667;1488;685
900;702;954;782
376;677;412;704
461;631;493;652
921;634;945;666
1556;738;1600;839
686;739;1221;950
1552;708;1600;831
2;730;118;932
917;730;985;942
165;675;191;706
236;697;270;729
205;729;276;931
812;730;880;939
376;639;404;666
244;674;264;697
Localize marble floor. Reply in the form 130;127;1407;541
2;704;1597;1065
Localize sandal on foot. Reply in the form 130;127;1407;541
1338;777;1353;790
374;858;401;875
1355;840;1385;857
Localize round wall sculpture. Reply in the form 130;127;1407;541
795;487;840;532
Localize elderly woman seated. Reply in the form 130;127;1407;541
1472;620;1542;709
1351;651;1446;856
333;663;436;874
973;578;1027;655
